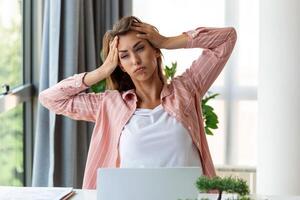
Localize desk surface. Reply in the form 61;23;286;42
71;189;96;200
0;187;300;200
70;190;300;200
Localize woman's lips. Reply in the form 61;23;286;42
134;67;145;73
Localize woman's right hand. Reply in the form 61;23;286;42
102;36;119;76
83;36;119;87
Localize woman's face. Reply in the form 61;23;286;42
118;31;160;82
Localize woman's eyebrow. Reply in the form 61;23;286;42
119;41;143;53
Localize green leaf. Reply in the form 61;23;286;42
91;79;106;93
196;176;250;197
206;123;218;129
164;61;177;80
202;105;213;113
205;127;214;135
206;111;218;119
206;117;218;124
201;92;220;135
202;93;219;104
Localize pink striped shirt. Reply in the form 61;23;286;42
39;27;237;189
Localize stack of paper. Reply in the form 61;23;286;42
0;186;74;200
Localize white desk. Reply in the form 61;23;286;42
1;187;299;200
70;190;300;200
70;189;96;200
0;187;96;200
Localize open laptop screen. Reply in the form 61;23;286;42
97;167;202;200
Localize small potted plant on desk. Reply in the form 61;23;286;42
196;176;250;200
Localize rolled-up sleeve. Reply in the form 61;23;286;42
39;72;106;122
177;27;237;97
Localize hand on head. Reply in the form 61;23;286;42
102;36;119;75
131;22;167;49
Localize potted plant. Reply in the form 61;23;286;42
196;176;250;200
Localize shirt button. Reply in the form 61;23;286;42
196;141;200;146
188;126;192;130
75;81;80;87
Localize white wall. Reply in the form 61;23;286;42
258;0;300;195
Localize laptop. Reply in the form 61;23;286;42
97;167;202;200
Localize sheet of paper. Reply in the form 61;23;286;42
0;186;73;200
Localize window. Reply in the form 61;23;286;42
0;104;24;185
0;0;23;89
0;0;38;186
0;0;24;186
133;0;258;166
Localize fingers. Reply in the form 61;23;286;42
131;26;148;40
130;25;145;34
132;21;155;33
109;36;118;50
136;33;149;39
113;38;119;61
132;21;152;28
131;22;154;40
109;36;118;62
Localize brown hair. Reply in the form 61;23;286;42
102;16;166;92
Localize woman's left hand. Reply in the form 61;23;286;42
131;22;168;49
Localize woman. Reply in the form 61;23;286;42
39;16;237;189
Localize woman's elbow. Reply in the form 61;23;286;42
229;27;237;43
38;90;53;109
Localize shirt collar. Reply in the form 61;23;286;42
121;89;136;102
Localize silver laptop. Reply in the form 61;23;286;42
97;167;202;200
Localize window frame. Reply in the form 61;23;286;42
0;0;43;186
209;0;258;165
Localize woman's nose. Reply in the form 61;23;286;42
131;53;141;65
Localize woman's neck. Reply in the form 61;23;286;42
134;77;163;106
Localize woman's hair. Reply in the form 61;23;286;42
102;16;166;92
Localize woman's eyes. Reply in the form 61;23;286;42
136;46;144;51
121;55;128;59
120;46;144;59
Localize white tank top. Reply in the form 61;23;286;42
119;104;202;172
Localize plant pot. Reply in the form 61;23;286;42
198;193;238;200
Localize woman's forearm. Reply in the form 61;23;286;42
177;27;237;97
83;66;109;87
184;27;237;54
162;34;189;50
